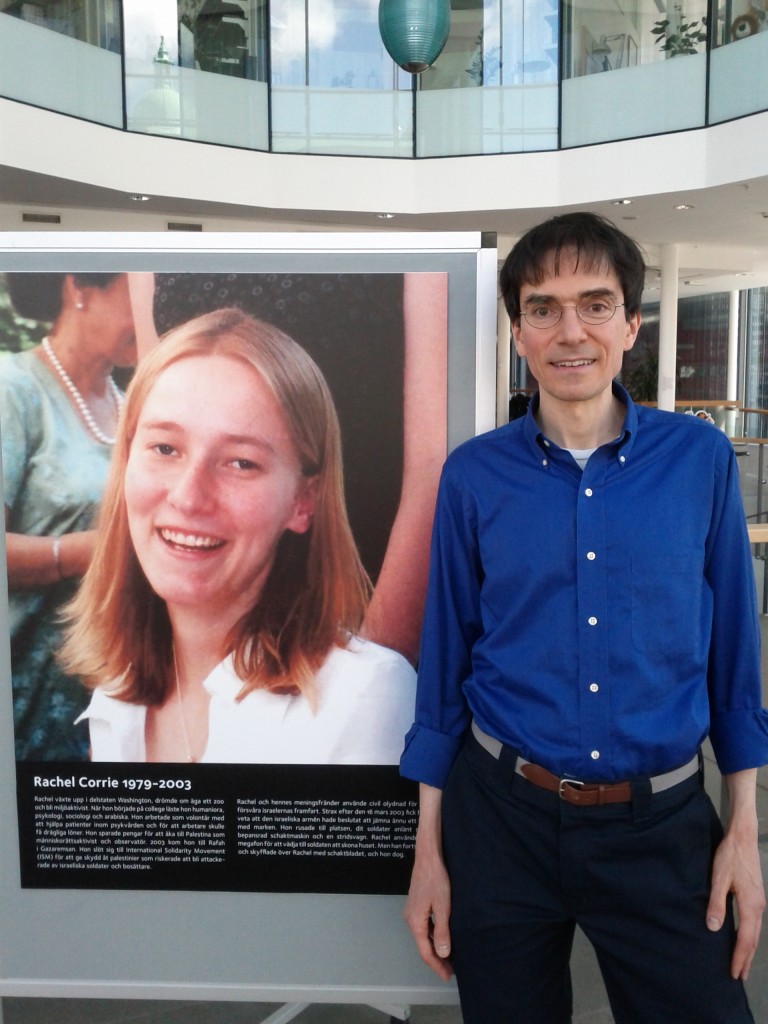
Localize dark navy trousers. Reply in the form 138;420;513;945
441;732;755;1024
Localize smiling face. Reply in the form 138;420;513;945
511;251;640;415
123;353;316;634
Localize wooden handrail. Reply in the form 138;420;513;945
635;399;743;409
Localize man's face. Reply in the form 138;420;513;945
511;251;640;409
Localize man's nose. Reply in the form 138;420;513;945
557;305;588;339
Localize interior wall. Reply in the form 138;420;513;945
3;98;768;222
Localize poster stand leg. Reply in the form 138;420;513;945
257;1005;411;1023
369;1004;411;1021
259;1005;310;1024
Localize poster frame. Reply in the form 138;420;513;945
0;230;498;1008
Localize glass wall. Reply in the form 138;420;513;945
2;0;768;156
560;0;707;147
270;0;413;156
624;293;730;403
417;0;558;156
0;0;121;47
744;288;768;434
123;0;269;149
0;0;123;125
709;0;768;123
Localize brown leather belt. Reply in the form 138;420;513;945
471;721;700;808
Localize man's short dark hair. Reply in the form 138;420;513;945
499;212;646;323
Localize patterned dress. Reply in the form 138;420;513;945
0;350;112;760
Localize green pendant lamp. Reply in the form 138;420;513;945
378;0;451;74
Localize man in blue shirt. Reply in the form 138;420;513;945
400;212;768;1023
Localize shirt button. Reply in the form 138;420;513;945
586;551;596;560
542;458;548;467
619;455;626;464
585;488;593;497
543;439;551;447
591;750;600;760
588;616;598;626
589;683;599;693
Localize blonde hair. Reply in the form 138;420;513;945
61;308;371;705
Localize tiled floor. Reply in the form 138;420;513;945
4;623;768;1024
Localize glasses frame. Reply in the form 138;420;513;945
521;301;625;329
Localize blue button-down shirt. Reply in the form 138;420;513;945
400;384;768;790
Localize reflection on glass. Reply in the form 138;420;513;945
0;0;123;125
269;0;412;157
416;0;558;156
123;0;269;146
420;0;557;91
709;0;768;122
0;0;122;51
562;0;707;79
712;0;765;46
9;0;767;156
744;289;768;431
270;0;406;90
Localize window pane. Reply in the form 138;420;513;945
709;0;768;122
124;0;269;148
561;0;707;146
0;0;123;125
417;0;558;156
270;0;413;156
0;0;121;49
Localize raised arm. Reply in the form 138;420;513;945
361;273;448;663
127;272;160;359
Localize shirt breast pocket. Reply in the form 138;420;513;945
630;553;703;660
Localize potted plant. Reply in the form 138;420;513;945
652;5;707;56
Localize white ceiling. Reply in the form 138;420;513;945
3;155;768;301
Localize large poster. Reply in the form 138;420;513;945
3;268;448;895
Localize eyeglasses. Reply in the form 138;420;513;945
521;299;625;329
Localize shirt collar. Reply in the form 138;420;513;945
522;380;637;464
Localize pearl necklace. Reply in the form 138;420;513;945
42;337;123;446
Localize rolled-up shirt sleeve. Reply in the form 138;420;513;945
400;458;483;788
706;442;768;774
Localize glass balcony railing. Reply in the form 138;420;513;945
0;0;765;158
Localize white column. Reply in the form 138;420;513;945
497;293;511;426
657;243;679;412
727;290;740;399
726;290;740;436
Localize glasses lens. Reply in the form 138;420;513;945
524;305;560;328
577;299;616;324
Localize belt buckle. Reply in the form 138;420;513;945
558;777;584;800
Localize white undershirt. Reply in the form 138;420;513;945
567;447;597;471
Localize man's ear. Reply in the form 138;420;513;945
624;311;642;353
511;316;526;357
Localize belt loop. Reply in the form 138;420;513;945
631;776;653;822
498;743;520;790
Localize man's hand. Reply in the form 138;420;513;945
706;769;765;980
404;784;453;981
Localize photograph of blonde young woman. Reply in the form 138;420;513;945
0;272;140;761
54;272;447;766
